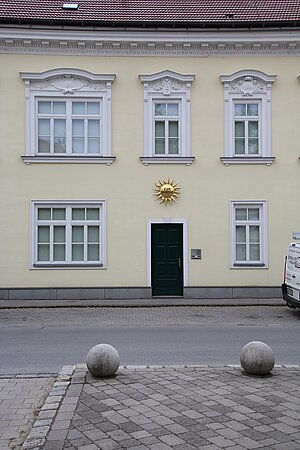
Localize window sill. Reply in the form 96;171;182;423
22;156;116;165
221;156;275;166
32;263;104;269
140;156;195;166
232;263;266;268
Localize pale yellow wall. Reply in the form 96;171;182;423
0;53;299;288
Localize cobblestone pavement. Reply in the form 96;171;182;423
22;364;300;450
0;375;55;450
0;306;299;328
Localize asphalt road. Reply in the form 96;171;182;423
1;323;299;373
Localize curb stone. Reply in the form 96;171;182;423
21;366;75;450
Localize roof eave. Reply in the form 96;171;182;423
0;17;300;30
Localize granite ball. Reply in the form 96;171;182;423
86;344;120;378
240;341;275;375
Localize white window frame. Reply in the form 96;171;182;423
220;70;276;166
30;200;106;268
233;100;261;156
230;200;268;268
153;100;181;156
139;70;195;165
20;69;116;165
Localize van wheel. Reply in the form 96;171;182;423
287;302;296;309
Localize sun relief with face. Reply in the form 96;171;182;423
154;178;181;205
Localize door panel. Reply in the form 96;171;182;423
151;224;183;296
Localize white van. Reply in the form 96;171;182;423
282;242;300;309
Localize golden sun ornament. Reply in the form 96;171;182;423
154;178;181;205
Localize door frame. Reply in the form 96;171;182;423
147;218;188;288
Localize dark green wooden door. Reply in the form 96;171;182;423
151;224;183;296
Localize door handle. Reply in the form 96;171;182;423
178;258;181;268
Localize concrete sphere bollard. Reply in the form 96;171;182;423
240;341;275;375
86;344;120;378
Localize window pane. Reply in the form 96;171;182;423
72;244;84;261
154;103;166;116
236;244;246;261
87;208;99;220
38;119;50;136
155;139;165;154
72;226;84;242
38;101;51;114
72;208;85;220
248;122;258;137
167;103;179;116
72;102;85;115
235;139;245;155
88;244;99;261
169;121;178;138
169;139;179;155
235;121;245;138
247;103;259;116
249;225;259;243
38;136;50;153
88;226;99;243
88;120;100;137
54;226;65;243
248;138;259;155
72;120;84;154
72;138;84;154
88;138;100;154
250;244;260;261
54;119;66;153
72;120;84;136
54;244;65;261
248;208;259;220
155;121;165;138
53;102;66;114
236;226;246;243
38;119;50;153
235;209;247;220
234;104;246;116
38;208;51;220
38;244;50;261
38;226;50;243
52;208;66;220
87;102;100;115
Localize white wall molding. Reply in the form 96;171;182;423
1;28;300;56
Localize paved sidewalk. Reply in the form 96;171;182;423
0;375;55;450
22;364;300;450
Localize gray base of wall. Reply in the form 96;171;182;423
0;286;282;301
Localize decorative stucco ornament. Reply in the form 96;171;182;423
154;178;181;205
49;75;89;94
231;76;265;96
151;78;182;95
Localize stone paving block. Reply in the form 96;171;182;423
207;435;236;447
159;434;185;446
78;445;100;450
271;422;299;434
272;443;300;450
93;438;121;449
43;441;66;450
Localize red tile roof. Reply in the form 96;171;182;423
0;0;299;26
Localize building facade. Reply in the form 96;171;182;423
0;0;300;300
